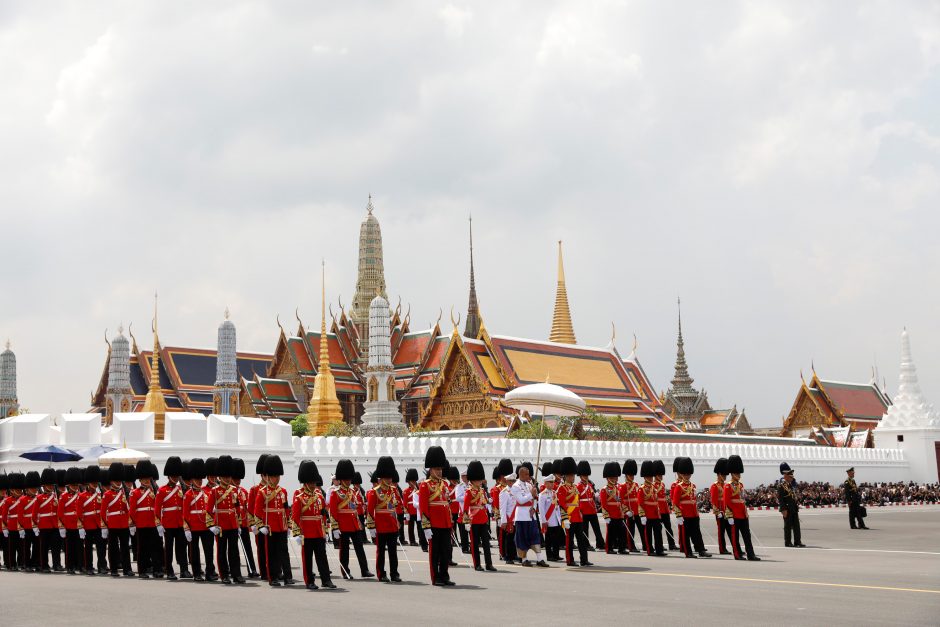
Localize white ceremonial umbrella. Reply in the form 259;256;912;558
97;446;151;467
503;381;586;481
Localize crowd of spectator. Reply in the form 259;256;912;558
696;481;940;512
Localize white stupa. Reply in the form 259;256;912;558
360;295;404;432
874;329;940;482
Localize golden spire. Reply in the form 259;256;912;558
143;291;168;439
549;240;576;344
307;261;345;434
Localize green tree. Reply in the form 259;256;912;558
290;414;309;437
506;418;575;440
582;408;649;442
324;422;358;437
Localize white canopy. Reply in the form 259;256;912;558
503;382;586;416
97;447;150;467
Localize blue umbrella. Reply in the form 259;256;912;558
19;445;82;463
74;445;116;460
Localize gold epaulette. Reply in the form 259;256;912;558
365;515;375;529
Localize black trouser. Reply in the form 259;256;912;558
849;502;865;528
407;515;418;545
783;510;802;546
643;518;664;555
83;528;107;571
456;517;470;553
25;531;39;568
397;514;406;546
679;517;706;556
583;513;602;548
107;528;132;574
730;518;756;559
565;522;589;565
605;518;627;553
38;528;61;570
715;516;733;553
661;513;679;549
7;534;22;569
256;532;268;579
266;531;290;583
301;537;331;585
501;526;516;562
625;515;640;551
429;527;452;583
544;525;564;560
239;527;256;575
191;529;216;577
64;529;82;570
137;527;162;575
417;517;428;551
339;530;370;577
469;523;493;568
163;527;188;575
217;528;241;578
375;532;399;578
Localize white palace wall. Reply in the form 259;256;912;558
0;412;913;496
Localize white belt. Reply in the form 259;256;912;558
162;506;180;512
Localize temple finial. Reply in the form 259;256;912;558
549;240;576;344
464;214;481;337
367;194;373;215
224;306;230;321
4;339;9;351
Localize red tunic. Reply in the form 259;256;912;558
723;481;747;519
366;484;400;534
1;495;18;532
489;484;502;522
402;485;417;517
184;487;210;532
637;482;660;520
57;490;83;530
155;483;185;529
208;483;241;531
0;496;10;533
291;487;327;539
35;492;60;529
556;482;582;523
101;488;130;529
252;484;289;533
619;480;640;516
80;490;102;530
329;485;362;533
237;486;250;528
670;480;699;518
447;480;460;515
657;481;671;516
709;482;725;515
19;494;37;530
599;482;623;520
577;482;597;516
462;486;489;525
418;478;452;529
129;487;158;528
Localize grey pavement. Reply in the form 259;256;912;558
2;505;938;626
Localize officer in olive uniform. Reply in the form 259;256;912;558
843;468;868;529
776;463;804;547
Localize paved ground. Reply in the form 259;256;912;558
2;506;938;626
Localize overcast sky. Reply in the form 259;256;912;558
1;2;938;426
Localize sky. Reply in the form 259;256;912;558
1;1;938;427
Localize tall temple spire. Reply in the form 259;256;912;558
662;297;710;430
464;214;481;338
671;297;695;393
879;328;939;429
351;195;388;363
143;292;167;439
106;324;132;425
0;339;19;418
307;261;345;434
214;308;239;415
549;240;576;344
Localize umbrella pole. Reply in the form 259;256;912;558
534;404;546;484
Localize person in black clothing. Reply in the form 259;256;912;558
776;463;804;547
843;468;868;529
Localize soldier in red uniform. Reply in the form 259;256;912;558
100;464;133;577
248;454;269;580
3;473;25;570
0;474;9;569
656;461;679;551
207;455;245;584
34;468;63;572
463;460;496;572
490;458;513;562
638;461;665;556
19;471;41;571
723;455;760;561
291;460;335;590
599;461;626;554
232;458;258;578
556;457;591;567
184;458;216;581
367;456;402;583
253;454;293;586
577;461;603;551
393;470;406;548
155;456;189;580
57;467;84;574
670;457;711;558
709;458;733;555
402;468;419;547
619;460;641;553
419;446;454;586
329;459;373;580
129;460;162;578
80;466;106;575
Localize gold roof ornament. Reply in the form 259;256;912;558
549;240;576;344
142;291;167;439
307;261;345;434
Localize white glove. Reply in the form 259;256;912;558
728;518;735;526
156;525;165;538
250;525;257;533
19;529;26;538
677;518;684;526
129;526;136;537
260;526;270;536
605;518;611;526
2;529;7;537
101;529;109;540
716;512;723;519
33;527;39;536
79;529;86;540
423;528;433;541
640;517;647;525
626;510;634;518
210;526;221;536
369;528;377;540
332;529;340;540
293;535;303;546
404;514;410;521
184;530;192;542
561;520;570;531
60;528;66;538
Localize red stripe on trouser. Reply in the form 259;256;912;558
265;534;273;582
679;525;686;554
428;531;435;584
470;528;478;568
731;522;740;558
717;520;724;552
215;533;221;577
644;524;651;555
375;537;380;580
301;539;308;585
605;523;610;553
565;527;571;563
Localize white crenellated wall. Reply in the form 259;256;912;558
0;412;913;496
